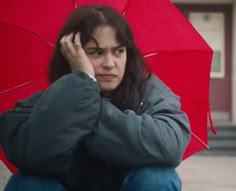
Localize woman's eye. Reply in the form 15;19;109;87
114;48;125;54
87;49;103;56
95;50;103;55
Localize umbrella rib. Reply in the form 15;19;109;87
0;21;54;47
0;81;41;95
72;0;77;8
143;52;159;58
121;0;129;16
122;9;127;16
191;131;210;149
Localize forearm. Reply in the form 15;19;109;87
0;71;101;175
85;98;190;167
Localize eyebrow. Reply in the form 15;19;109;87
86;44;125;50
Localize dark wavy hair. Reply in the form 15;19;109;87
48;4;151;111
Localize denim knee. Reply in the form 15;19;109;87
120;166;181;191
4;172;65;191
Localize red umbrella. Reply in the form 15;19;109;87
0;0;213;173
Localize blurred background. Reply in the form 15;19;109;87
172;1;236;190
173;0;236;156
1;0;236;190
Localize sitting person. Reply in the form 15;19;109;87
0;4;190;191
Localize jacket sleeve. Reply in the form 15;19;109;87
85;75;190;167
0;71;101;175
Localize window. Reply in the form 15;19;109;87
189;12;225;78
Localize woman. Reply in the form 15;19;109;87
0;4;190;191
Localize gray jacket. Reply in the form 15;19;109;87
0;70;190;186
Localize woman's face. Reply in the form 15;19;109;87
83;25;127;96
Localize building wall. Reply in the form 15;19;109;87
172;0;236;123
232;3;236;123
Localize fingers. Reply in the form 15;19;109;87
60;33;76;59
74;41;81;49
59;32;95;76
74;32;81;47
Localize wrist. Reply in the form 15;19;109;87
71;69;96;82
88;74;97;82
71;67;94;77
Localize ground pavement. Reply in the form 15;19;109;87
177;155;236;191
1;155;236;191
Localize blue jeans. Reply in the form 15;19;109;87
4;167;181;191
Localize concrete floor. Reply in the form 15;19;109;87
0;160;11;191
177;156;236;191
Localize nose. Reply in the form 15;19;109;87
103;53;115;68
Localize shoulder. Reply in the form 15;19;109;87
145;73;179;100
14;90;44;109
139;74;182;114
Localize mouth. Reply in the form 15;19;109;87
97;74;116;81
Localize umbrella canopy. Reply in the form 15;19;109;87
0;0;213;172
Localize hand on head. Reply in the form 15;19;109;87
60;32;95;77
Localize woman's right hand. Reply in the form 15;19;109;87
60;32;95;77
